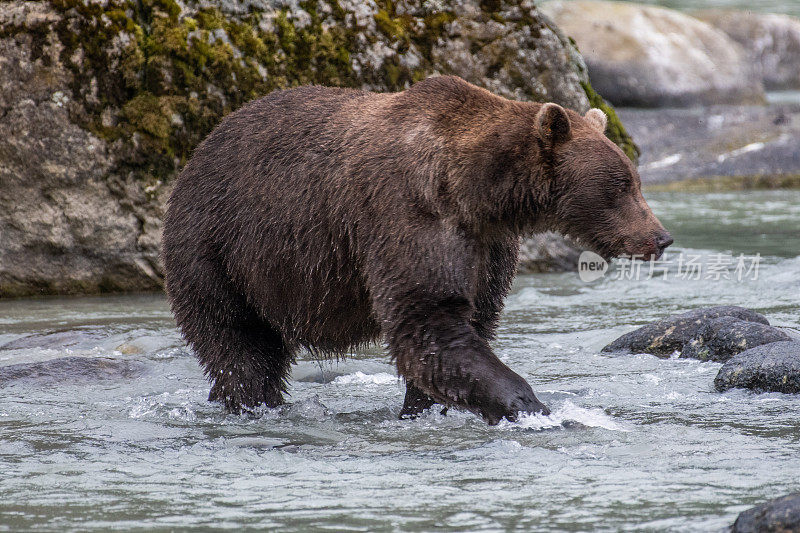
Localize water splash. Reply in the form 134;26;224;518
499;400;630;432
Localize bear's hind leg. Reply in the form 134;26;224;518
204;318;294;413
168;258;293;413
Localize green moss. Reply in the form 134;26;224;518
122;93;172;139
582;81;640;162
195;7;225;30
35;0;358;179
375;10;408;40
370;0;456;89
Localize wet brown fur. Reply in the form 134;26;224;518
162;76;669;424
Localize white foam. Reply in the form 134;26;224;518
331;371;400;386
499;400;630;432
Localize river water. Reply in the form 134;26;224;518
1;190;799;531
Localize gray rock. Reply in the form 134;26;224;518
540;1;765;107
619;105;800;185
0;356;148;386
602;306;769;356
0;4;166;297
715;341;800;394
0;327;108;351
426;1;590;111
517;233;581;273
0;0;620;297
732;493;800;533
680;316;791;362
696;10;800;91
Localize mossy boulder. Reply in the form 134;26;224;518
0;0;635;297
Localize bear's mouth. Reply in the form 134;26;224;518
580;241;665;263
566;231;667;263
585;235;667;263
569;235;621;263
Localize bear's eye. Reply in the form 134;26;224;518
614;178;631;192
609;170;632;192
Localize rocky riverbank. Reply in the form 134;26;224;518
541;1;800;107
0;0;634;298
621;103;800;185
540;1;765;107
540;0;800;185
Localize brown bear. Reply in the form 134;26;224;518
162;76;671;424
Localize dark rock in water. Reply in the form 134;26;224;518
602;306;769;356
680;316;791;362
715;341;800;394
0;357;147;386
0;327;108;351
732;493;800;533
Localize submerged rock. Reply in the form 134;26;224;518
732;493;800;532
0;356;148;386
602;306;769;356
540;1;764;107
0;0;635;297
680;316;791;362
715;341;800;394
0;327;108;351
696;10;800;91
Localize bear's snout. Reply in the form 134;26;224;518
656;231;673;255
622;230;673;260
645;230;673;261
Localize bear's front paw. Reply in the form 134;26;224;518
474;373;550;425
399;382;436;419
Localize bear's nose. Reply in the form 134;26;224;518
656;231;673;251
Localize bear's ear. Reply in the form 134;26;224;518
585;108;608;132
536;103;572;147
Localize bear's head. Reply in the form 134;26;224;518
536;104;672;261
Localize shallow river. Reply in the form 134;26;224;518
1;190;799;532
